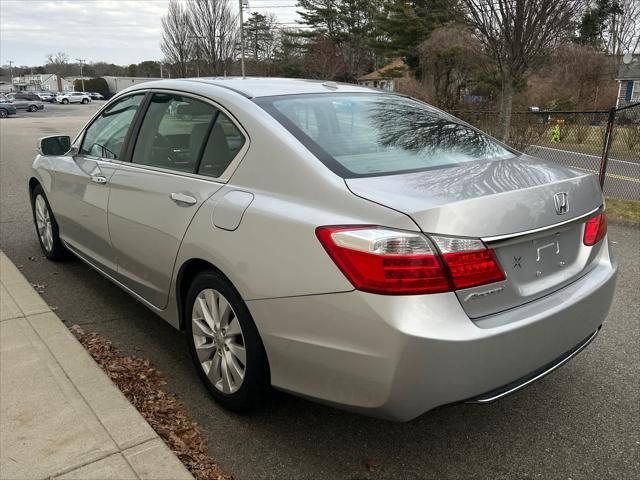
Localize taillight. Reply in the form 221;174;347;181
583;213;607;246
316;226;505;295
431;236;506;289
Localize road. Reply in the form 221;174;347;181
1;108;639;480
528;144;640;200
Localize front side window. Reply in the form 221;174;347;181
80;94;144;159
131;93;218;173
257;94;515;178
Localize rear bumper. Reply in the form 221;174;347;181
247;240;617;421
466;326;600;404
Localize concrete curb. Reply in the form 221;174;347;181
0;251;194;480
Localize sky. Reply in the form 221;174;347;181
0;0;299;67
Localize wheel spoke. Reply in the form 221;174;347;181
205;289;221;329
195;340;216;363
218;296;231;328
220;355;232;393
192;316;213;337
226;340;246;365
45;228;53;250
197;296;216;332
225;317;242;337
224;349;244;384
207;353;222;384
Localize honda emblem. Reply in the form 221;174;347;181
554;192;569;215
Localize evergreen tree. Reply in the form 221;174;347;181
577;0;623;49
372;0;462;63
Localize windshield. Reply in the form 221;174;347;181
256;93;515;178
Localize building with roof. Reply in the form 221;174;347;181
101;76;161;94
11;73;73;92
357;58;410;92
616;55;640;107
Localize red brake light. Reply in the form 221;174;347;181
442;249;506;289
583;213;607;246
316;227;505;295
316;226;451;294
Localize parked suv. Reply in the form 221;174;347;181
35;92;55;102
56;92;91;104
12;92;44;112
0;100;17;118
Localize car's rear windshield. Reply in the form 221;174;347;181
256;93;515;178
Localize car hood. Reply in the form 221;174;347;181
344;154;602;238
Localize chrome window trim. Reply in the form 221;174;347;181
72;87;250;184
110;158;226;185
482;205;602;245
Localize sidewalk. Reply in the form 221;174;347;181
0;252;194;480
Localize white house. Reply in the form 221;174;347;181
11;73;73;92
357;58;410;92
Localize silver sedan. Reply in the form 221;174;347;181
29;78;617;421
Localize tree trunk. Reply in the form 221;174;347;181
499;80;514;142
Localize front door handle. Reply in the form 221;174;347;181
170;192;197;206
91;175;107;184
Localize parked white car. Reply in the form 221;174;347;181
56;92;91;104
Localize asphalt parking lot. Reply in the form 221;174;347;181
1;109;638;480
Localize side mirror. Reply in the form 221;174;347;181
38;135;72;156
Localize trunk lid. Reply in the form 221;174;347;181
345;155;605;317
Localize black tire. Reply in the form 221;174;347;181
30;184;68;261
62;98;69;104
81;98;89;104
0;108;7;118
28;105;37;112
185;270;270;412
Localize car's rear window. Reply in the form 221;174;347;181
256;93;515;178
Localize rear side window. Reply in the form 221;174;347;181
257;94;515;178
80;94;144;159
197;112;246;178
132;93;218;173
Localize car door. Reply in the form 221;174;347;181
107;91;247;308
50;93;146;275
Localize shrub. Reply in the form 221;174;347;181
573;124;591;144
620;125;640;150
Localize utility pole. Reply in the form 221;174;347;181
7;60;14;90
76;58;86;91
159;61;163;79
239;0;246;78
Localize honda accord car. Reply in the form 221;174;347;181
29;78;617;421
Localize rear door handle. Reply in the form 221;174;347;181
91;175;107;184
170;192;197;206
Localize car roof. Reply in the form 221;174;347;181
126;77;382;99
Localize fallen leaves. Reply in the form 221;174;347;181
365;458;381;472
70;325;232;480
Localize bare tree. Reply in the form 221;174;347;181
161;0;192;77
303;35;346;79
45;52;71;75
462;0;582;140
418;25;485;110
606;0;640;54
188;0;239;75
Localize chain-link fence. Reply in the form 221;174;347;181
452;103;640;200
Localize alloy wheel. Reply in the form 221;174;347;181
34;195;53;253
191;288;246;394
